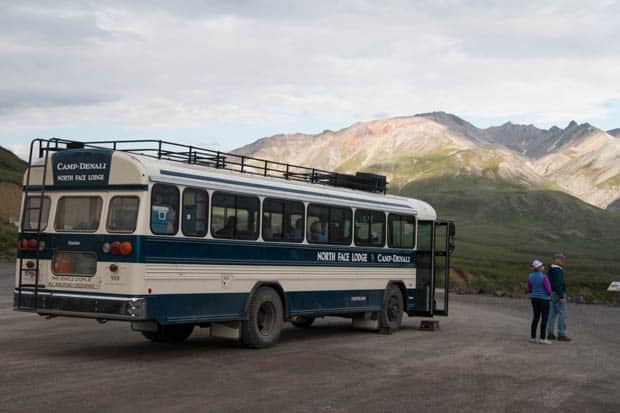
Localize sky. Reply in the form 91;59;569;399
1;0;620;159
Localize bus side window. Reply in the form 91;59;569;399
307;204;352;245
388;214;415;249
151;184;179;235
354;209;385;247
212;192;259;240
182;188;208;237
263;198;304;243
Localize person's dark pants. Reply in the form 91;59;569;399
531;298;550;339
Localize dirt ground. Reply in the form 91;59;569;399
1;262;619;413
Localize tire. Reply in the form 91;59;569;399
379;285;404;331
290;315;315;328
141;324;194;343
241;287;284;348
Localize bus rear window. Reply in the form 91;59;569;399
55;196;102;232
23;196;51;231
107;196;139;232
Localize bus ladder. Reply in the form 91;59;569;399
17;139;51;312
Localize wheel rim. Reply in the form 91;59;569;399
387;294;401;322
257;301;276;336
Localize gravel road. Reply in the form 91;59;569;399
1;262;619;412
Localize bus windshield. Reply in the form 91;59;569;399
55;196;103;232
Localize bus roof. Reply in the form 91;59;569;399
25;140;438;220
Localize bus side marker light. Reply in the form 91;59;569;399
26;260;34;268
120;241;133;256
109;264;118;272
148;288;152;295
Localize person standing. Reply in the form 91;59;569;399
528;260;553;344
547;253;571;342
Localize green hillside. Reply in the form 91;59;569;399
0;146;26;184
398;176;620;303
0;146;25;260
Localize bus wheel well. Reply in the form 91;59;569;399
246;282;288;320
387;281;408;313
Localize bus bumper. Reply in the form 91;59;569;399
13;289;147;321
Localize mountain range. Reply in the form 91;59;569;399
0;113;619;300
236;112;620;209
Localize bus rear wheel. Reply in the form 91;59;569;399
241;287;283;348
142;324;194;343
290;316;315;328
379;285;404;331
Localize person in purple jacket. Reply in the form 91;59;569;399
528;260;553;344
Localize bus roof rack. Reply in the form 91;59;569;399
35;138;388;194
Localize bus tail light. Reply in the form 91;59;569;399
110;241;121;255
18;239;41;251
102;242;111;254
120;241;133;256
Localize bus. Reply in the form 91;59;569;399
14;138;455;348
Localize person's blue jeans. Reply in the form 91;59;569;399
548;292;567;336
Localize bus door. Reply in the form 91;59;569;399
414;220;455;317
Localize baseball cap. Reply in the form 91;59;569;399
531;259;544;269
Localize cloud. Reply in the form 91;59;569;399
0;0;619;150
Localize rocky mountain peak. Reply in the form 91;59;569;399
607;128;620;138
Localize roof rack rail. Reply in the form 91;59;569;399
37;138;388;194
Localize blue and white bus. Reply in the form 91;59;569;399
15;139;454;348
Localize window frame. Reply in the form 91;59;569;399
307;203;353;245
354;209;386;247
387;213;416;249
262;197;305;243
181;187;209;237
54;195;103;233
210;191;260;240
106;195;140;233
150;183;180;236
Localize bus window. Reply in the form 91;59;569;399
107;196;139;233
182;188;208;237
211;192;259;240
23;196;51;231
262;198;304;242
354;209;385;247
151;184;179;235
55;196;103;232
307;204;352;245
387;214;415;249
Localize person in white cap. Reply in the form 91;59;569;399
527;260;553;344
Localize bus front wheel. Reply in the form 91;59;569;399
241;287;283;348
141;324;194;343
